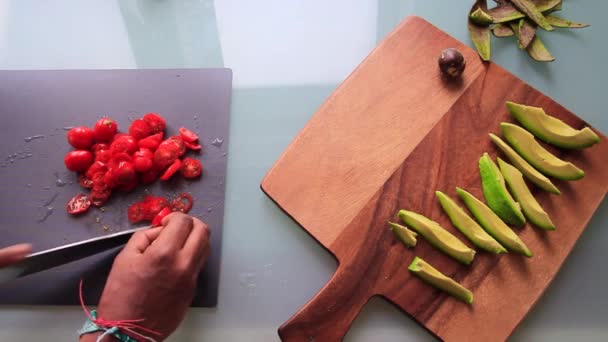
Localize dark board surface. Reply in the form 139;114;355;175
0;68;232;307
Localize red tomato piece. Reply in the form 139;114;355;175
128;202;146;223
168;136;186;156
143;113;166;134
66;194;91;215
134;156;153;173
78;174;94;188
151;207;171;227
180;158;203;178
95;149;112;163
91;172;109;192
140;167;160;185
67;127;95;150
128;119;153;140
153;146;179;169
64;150;94;172
110;135;138;155
93;118;118;142
183;140;202;151
112;133;128;142
143;196;170;220
103;169;118;189
85;161;107;180
91;143;110;153
160;159;182;181
138;132;164;150
114;161;136;185
117;177;138;192
179;127;199;143
134;148;153;160
171;193;193;213
90;189;112;207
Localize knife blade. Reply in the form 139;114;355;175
0;226;149;284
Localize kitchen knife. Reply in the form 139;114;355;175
0;226;148;284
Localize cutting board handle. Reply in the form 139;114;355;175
278;264;372;342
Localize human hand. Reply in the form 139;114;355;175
0;244;32;268
80;213;210;342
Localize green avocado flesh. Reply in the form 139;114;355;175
479;153;526;227
436;191;506;254
399;210;476;265
501;123;585;180
408;257;473;304
489;133;560;194
506;101;600;149
498;159;556;230
456;187;532;257
389;222;417;248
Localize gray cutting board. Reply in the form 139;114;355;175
0;69;231;307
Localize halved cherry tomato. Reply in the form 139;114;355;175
143;196;169;220
91;143;110;153
66;194;91;215
138;132;164;150
128;202;145;223
180;158;202;178
90;189;111;207
67;127;95;149
110;135;138;155
93;118;118;142
183;140;202;151
143;113;166;134
78;174;94;188
64;150;94;172
171;193;193;213
128;119;153;140
160;159;182;181
91;172;109;192
85;161;107;180
151;207;171;227
112;133;128;142
179;127;198;143
134;156;153;173
103;169;118;189
95;149;112;163
153;146;179;169
114;161;136;185
168;136;186;156
134;148;153;160
140;167;160;185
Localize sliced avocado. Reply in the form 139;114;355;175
408;257;473;304
436;191;507;254
456;187;532;257
399;210;476;265
389;222;417;248
489;133;560;194
479;153;526;227
501;123;585;180
506;101;600;149
498;159;556;230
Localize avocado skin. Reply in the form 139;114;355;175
479;153;527;227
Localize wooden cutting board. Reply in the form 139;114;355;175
261;17;608;342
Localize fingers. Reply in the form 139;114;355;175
151;213;194;253
124;227;163;254
182;217;211;271
0;244;32;268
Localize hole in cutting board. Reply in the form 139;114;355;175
344;296;433;342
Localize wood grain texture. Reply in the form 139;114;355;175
261;17;608;342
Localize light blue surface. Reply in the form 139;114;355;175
0;1;606;341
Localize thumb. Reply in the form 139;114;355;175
0;244;32;268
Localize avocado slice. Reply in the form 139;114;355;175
456;187;532;257
506;101;600;149
389;222;418;248
501;123;585;180
498;158;556;230
479;153;526;227
489;133;560;194
399;210;476;265
436;191;507;254
408;256;473;304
